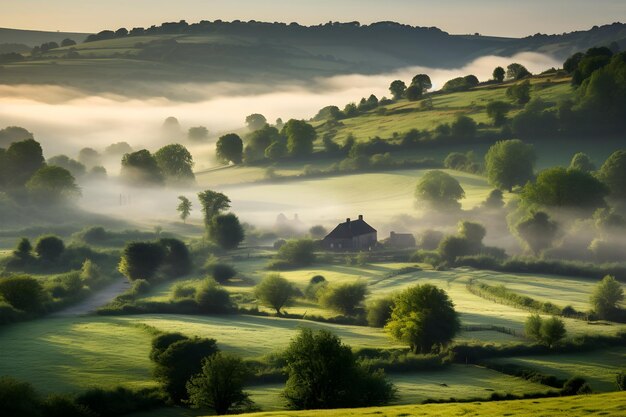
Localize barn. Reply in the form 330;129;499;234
322;215;377;251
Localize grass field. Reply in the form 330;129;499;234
233;392;626;417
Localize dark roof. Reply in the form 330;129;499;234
324;217;377;240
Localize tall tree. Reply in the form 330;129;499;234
598;150;626;199
216;134;243;164
389;80;407;100
177;196;192;223
5;139;45;187
26;166;80;203
485;139;536;192
590;275;624;320
493;66;505;82
282;119;316;157
411;74;432;93
197;190;231;227
154;144;195;183
415;170;465;210
208;213;244;249
245;113;267;130
121;149;164;185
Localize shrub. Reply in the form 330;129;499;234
283;328;396;409
159;238;192;278
210;263;237;283
0;275;46;312
118;242;165;281
366;297;395;327
304;275;327;301
591;275;624;320
417;230;444;250
35;235;65;262
43;394;93;417
560;376;592;395
616;371;626;390
151;334;219;403
276;239;316;267
131;279;151;295
0;376;42;417
195;279;232;313
172;282;197;299
186;352;253;414
75;386;164;416
255;274;298;315
525;314;566;347
319;281;368;316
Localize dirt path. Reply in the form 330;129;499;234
52;278;131;317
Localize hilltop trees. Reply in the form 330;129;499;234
283;328;395;409
282;119;316;157
26;166;80;203
493;66;505;82
216;134;243;164
155;144;195;183
254;274;298;315
386;284;460;353
485;139;536;192
121;149;164;186
47;155;86;178
598;150;626;199
389;80;407;100
415;170;465;210
412;74;432;93
245;114;267;130
590;275;624;320
521;167;608;214
506;63;531;80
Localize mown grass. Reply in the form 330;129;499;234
231;392;626;417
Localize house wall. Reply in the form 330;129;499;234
352;232;377;250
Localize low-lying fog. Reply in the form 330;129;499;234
1;52;559;238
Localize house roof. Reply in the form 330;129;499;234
324;216;377;240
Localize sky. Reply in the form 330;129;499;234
1;0;625;37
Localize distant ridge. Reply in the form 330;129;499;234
0;27;89;46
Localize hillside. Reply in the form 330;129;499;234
231;392;626;417
0;21;624;95
0;27;88;46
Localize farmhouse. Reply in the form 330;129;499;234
322;215;377;251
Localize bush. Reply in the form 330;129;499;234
560;376;592;395
0;376;42;417
366;297;394;327
35;235;65;262
75;386;164;416
525;314;566;347
417;230;444;250
255;274;298;315
0;275;46;312
276;239;316;267
195;279;233;313
304;275;327;301
616;371;626;390
172;282;196;299
591;275;624;320
118;242;166;281
159;238;192;278
283;328;396;409
42;394;93;417
210;263;237;283
319;281;368;316
151;333;219;403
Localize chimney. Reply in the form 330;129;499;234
346;218;351;223
358;214;363;220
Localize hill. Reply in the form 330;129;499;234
0;21;625;95
0;27;88;46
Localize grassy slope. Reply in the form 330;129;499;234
233;392;626;417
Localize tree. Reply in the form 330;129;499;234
245;114;267;130
0;275;46;312
411;74;432;92
210;263;236;283
48;155;86;178
506;80;531;105
598;150;626;199
438;235;471;263
151;334;219;403
208;213;244;250
493;66;505;82
61;38;77;47
105;141;132;156
282;119;316;157
485;139;536;191
617;371;626;391
486;101;511;126
216;134;243;164
264;141;287;160
563;52;584;74
524;314;542;340
188;126;209;142
540;316;566;347
450;115;477;139
13;238;33;261
26;166;80;203
118;241;165;281
276;239;316;266
197;190;231;226
515;211;558;255
0;377;42;417
77;147;101;168
569;152;596;172
483;189;505;209
162;116;182;138
367;297;395;327
154;144;195;183
186;352;252;414
159;238;192;278
0;126;33;148
309;225;327;239
121;149;164;185
385;284;460;353
415;170;465;210
5;139;45;187
506;63;531;80
405;85;422;101
319;281;368;316
254;273;298;314
389;80;407;100
590;275;624;320
195;279;233;313
35;235;65;262
521;167;608;214
244;125;280;161
177;196;192;223
458;221;486;249
283;328;395;409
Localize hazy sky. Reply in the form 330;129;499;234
2;0;624;37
